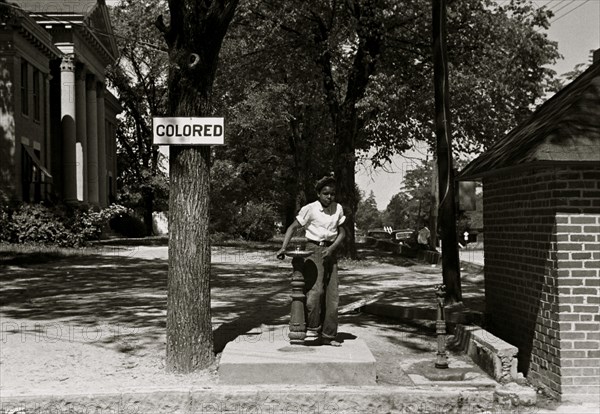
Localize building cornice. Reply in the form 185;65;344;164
0;11;61;59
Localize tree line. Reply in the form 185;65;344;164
355;159;483;238
108;0;565;254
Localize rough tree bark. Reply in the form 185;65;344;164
157;0;239;373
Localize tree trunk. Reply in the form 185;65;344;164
167;145;213;372
159;0;239;373
312;1;383;259
333;110;359;259
289;118;308;222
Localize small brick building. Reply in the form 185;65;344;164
459;61;600;401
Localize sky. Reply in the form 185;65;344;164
357;0;600;209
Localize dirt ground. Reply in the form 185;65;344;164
0;243;479;395
3;243;593;414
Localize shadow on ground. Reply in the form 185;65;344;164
0;245;484;365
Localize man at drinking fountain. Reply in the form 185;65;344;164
276;176;347;346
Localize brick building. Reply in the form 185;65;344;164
459;60;600;401
0;0;120;207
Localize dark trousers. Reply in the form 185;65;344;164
303;243;339;339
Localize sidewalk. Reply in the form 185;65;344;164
0;244;595;413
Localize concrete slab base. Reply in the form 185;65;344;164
218;337;376;385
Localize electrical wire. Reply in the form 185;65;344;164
540;0;557;7
549;0;578;15
546;0;570;12
550;0;592;23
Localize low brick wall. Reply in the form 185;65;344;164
483;165;600;401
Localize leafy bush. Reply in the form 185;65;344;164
235;201;276;242
210;231;233;244
0;203;132;246
9;204;74;246
67;203;130;244
0;208;12;242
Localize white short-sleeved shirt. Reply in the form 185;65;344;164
296;201;346;242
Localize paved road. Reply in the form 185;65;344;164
460;248;484;266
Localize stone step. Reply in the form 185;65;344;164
0;385;497;414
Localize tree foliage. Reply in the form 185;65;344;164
355;190;382;231
212;3;335;227
106;0;169;234
107;0;561;250
211;0;560;256
383;159;434;230
382;192;412;229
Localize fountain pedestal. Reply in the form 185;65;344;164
284;249;313;344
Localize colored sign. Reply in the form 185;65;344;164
153;117;224;145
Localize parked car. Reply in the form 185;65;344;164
362;228;415;252
390;229;415;245
366;229;393;241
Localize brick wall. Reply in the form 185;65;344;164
483;165;600;401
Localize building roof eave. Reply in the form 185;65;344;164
457;160;600;181
459;63;600;179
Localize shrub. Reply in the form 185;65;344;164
0;203;133;247
67;203;130;243
235;201;276;242
0;208;11;242
10;203;74;246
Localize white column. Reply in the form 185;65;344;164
96;82;107;207
75;64;87;201
60;54;77;202
43;72;51;199
86;74;99;205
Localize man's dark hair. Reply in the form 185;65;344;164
315;176;336;193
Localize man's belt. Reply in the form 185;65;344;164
307;239;334;247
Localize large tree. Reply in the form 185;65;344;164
107;0;169;234
227;0;559;258
212;5;335;227
356;190;382;231
156;0;239;373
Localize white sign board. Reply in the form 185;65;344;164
153;117;224;145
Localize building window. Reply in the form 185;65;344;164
21;144;53;203
21;60;29;116
21;146;33;202
33;68;40;121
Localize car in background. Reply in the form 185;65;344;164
359;228;415;252
366;229;393;241
390;229;415;245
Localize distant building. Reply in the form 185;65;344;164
0;0;120;207
459;56;600;402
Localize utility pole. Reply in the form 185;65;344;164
432;0;462;304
